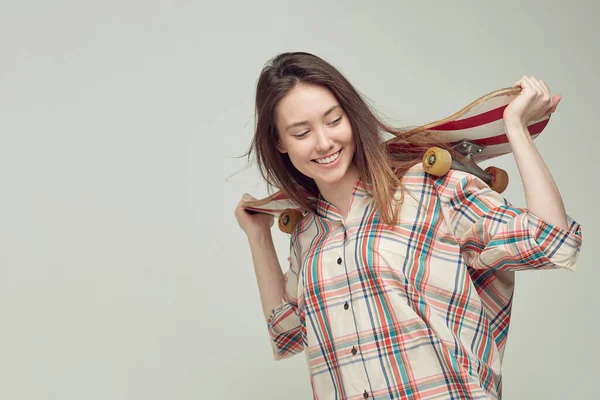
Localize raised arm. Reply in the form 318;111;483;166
503;75;568;230
235;194;285;320
235;194;304;360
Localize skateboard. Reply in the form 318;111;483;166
244;87;551;233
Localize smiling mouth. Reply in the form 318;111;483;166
313;149;342;164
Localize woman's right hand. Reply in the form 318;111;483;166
234;193;274;237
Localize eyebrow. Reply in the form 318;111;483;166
285;105;341;132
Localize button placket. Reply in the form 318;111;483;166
341;215;369;399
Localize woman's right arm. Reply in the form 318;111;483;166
247;229;286;321
235;194;285;321
235;193;305;360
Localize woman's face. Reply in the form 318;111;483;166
275;83;356;189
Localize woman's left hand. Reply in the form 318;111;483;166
503;75;562;128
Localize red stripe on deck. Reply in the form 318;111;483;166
431;105;507;131
386;119;548;152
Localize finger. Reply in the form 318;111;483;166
236;199;246;212
534;78;552;102
529;76;546;95
241;193;257;203
530;78;553;109
237;193;255;208
514;76;534;94
522;76;541;96
539;79;551;94
513;74;531;87
539;80;554;105
513;77;525;88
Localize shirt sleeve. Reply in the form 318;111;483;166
432;168;582;272
266;237;304;360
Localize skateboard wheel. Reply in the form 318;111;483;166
278;209;303;234
422;147;452;176
485;166;509;194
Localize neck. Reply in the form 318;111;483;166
316;165;360;219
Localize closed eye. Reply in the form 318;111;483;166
330;116;342;126
294;116;343;138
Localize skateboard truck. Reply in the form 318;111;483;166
452;140;489;183
423;139;509;193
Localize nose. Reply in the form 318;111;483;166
315;128;334;153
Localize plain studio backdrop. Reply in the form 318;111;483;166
1;1;597;399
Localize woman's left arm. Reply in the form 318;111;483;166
431;77;582;272
503;75;568;230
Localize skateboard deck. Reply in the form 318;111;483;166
244;86;551;222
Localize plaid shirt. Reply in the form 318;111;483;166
266;164;582;400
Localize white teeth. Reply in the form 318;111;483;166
315;150;341;164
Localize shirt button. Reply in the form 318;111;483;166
337;257;342;265
351;346;357;355
363;390;369;398
343;302;349;310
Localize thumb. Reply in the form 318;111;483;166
549;94;562;114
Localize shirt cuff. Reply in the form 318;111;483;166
267;302;303;360
526;212;582;272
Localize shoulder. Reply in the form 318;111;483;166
393;162;446;193
431;168;491;200
396;163;490;200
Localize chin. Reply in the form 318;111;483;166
313;166;349;186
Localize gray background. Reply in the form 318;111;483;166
1;1;597;399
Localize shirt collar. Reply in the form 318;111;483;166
315;176;371;222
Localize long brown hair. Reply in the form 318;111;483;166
247;52;453;226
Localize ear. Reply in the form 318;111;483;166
276;140;288;154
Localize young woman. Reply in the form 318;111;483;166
234;52;582;400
